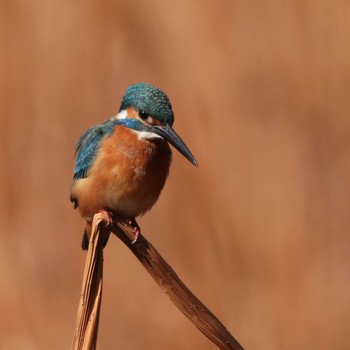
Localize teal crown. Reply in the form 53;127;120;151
120;82;174;126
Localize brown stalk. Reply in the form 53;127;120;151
72;214;244;350
72;214;110;350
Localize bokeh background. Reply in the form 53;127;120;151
1;1;350;349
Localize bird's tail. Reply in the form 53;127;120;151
81;230;90;250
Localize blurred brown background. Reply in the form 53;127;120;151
1;1;350;349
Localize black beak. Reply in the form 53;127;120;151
151;124;198;167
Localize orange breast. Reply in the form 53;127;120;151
71;125;172;221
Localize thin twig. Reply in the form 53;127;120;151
72;214;244;350
72;214;110;350
111;221;244;350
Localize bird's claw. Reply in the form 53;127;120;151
98;209;113;227
130;225;140;244
121;218;140;244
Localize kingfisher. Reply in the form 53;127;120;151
70;82;198;250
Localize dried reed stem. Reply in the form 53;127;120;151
111;221;244;350
72;214;110;350
72;213;244;350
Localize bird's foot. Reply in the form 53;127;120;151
98;209;113;227
131;220;140;245
121;218;140;244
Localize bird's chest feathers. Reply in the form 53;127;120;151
98;126;170;177
88;126;171;205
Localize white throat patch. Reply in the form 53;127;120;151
132;129;163;140
113;109;163;140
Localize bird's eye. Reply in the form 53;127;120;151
139;110;153;124
139;110;149;120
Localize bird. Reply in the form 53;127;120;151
70;82;198;250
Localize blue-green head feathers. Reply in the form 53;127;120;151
120;82;174;126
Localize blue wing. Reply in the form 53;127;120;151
73;118;146;180
73;119;116;180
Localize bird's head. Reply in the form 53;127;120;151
117;82;198;167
